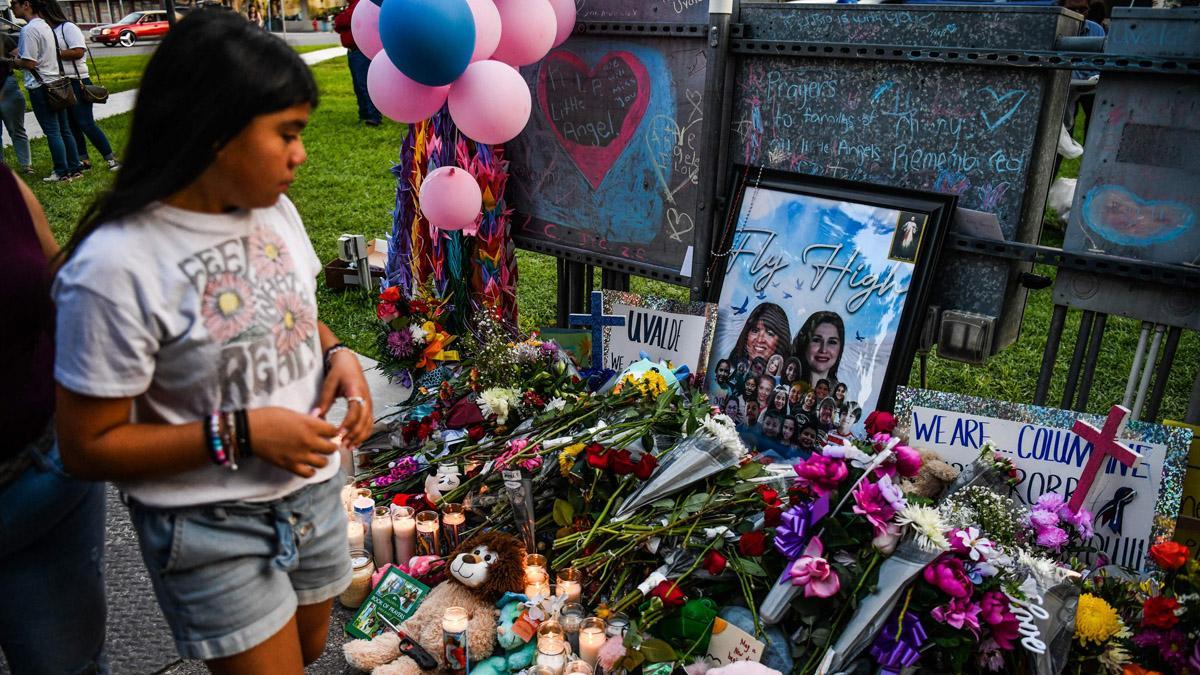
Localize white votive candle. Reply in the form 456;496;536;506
578;617;606;667
371;506;394;567
556;568;582;603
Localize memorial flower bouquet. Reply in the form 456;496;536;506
1069;541;1200;674
374;283;457;388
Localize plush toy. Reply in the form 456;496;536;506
344;531;526;674
472;593;537;675
901;448;960;500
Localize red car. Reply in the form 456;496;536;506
89;10;181;47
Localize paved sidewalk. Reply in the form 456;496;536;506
4;47;347;147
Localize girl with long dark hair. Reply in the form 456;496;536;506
793;310;845;391
11;0;83;181
54;11;373;671
727;302;790;365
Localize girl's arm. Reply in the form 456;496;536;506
313;320;374;445
57;388;342;481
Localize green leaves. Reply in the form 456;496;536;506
552;498;575;527
736;461;766;480
638;638;678;663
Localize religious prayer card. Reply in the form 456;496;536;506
709;172;950;460
345;568;431;639
895;386;1193;571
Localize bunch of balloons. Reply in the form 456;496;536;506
355;0;575;144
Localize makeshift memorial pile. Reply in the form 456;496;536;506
375;283;458;388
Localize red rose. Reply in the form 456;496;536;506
703;550;728;576
1149;541;1190;571
738;530;767;557
1142;596;1180;629
649;580;686;609
416;420;434;440
585;444;609;470
466;425;485;442
764;504;783;527
864;411;897;436
610;449;637;476
757;486;781;506
633;453;658;480
379;286;401;303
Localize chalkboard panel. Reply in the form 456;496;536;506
732;4;1075;347
577;0;708;24
508;34;710;282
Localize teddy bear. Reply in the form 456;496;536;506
344;531;526;675
901;448;960;500
471;593;538;675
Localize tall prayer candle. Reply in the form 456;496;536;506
442;606;469;675
391;505;416;566
347;520;365;550
442;503;466;550
416;510;440;556
578;618;606;667
371;506;394;567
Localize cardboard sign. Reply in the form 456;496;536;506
895;387;1192;571
704;617;764;668
602;291;717;377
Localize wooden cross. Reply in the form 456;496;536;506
568;291;625;369
1067;405;1142;514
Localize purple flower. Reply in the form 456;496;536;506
1035;492;1066;512
1028;509;1059;529
1063;507;1094;539
1133;628;1190;670
1035;525;1069;550
387;329;414;358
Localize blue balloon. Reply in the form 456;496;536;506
379;0;475;87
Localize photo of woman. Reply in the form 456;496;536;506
794;311;844;392
833;382;847;407
726;302;790;365
781;357;802;386
767;386;789;417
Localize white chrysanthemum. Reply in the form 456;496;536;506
546;397;567;412
409;323;429;344
700;414;746;455
478;387;517;425
1098;625;1132;674
1016;549;1074;585
897;504;950;552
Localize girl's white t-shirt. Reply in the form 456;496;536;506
53;195;338;508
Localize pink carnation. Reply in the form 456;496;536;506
931;596;982;636
852;482;897;533
793;454;849;496
597;635;627;671
1035;525;1069;550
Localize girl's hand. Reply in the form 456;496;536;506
315;348;374;446
247;407;341;478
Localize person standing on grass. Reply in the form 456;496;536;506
333;0;381;127
0;161;109;674
53;10;373;673
11;0;83;182
0;33;34;175
41;0;120;171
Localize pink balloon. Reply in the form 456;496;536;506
447;60;531;144
367;56;450;123
547;0;575;47
350;0;383;59
465;0;501;62
490;0;556;67
420;166;482;231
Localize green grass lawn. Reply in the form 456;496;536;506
22;58;1199;422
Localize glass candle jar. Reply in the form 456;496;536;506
560;602;585;654
564;660;594;675
371;506;394;567
536;632;568;675
577;617;606;667
524;553;549;597
416;510;440;556
338;548;375;608
391;505;416;566
442;503;466;550
605;612;630;638
442;606;469;675
556;567;583;603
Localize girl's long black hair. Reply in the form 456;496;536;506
35;0;70;27
61;8;318;262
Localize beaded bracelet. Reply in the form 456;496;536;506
206;412;227;466
221;411;239;472
323;343;349;372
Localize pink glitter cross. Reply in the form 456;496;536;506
1068;405;1141;513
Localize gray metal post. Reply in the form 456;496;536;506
1144;327;1182;422
1132;324;1166;420
1034;304;1068;406
1122;321;1151;408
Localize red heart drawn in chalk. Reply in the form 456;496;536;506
537;50;650;190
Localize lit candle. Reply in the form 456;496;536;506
537;619;565;642
442;503;466;550
560;602;585;655
578;618;606;668
564;660;594;675
536;633;567;675
347;520;365;550
371;506;394;567
442;606;469;675
416;510;440;556
556;567;582;604
524;553;549;596
338;548;375;608
391;505;416;567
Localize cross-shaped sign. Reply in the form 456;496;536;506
568;291;625;369
1067;405;1142;513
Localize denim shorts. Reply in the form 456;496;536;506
128;475;351;660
